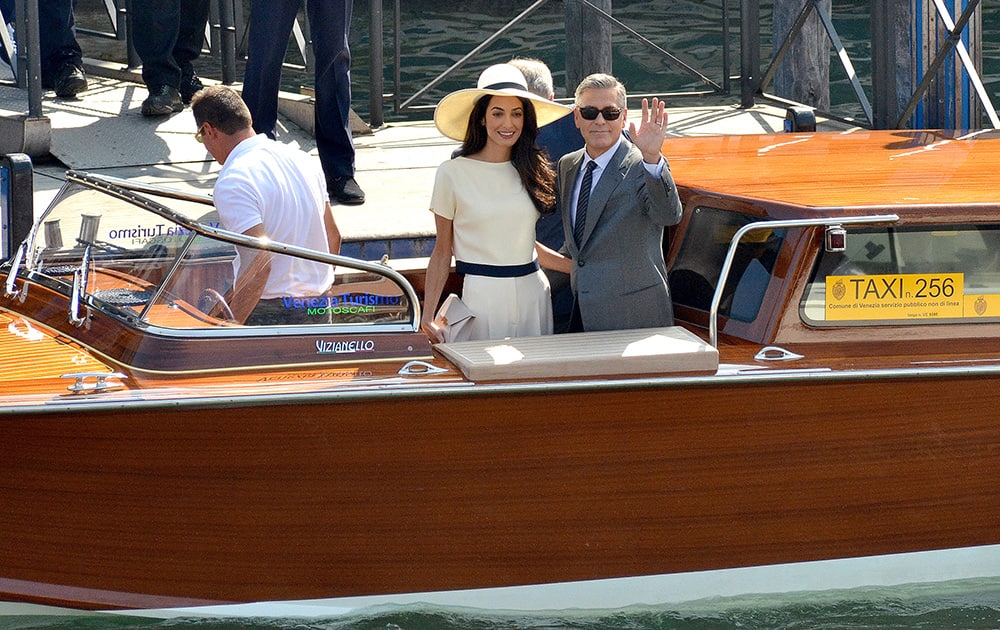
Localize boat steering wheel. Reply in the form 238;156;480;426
199;287;237;323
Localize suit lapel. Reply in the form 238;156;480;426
561;151;586;255
578;142;630;248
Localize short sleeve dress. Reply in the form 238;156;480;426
430;156;552;341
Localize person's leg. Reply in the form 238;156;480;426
38;0;86;95
132;0;181;89
133;0;183;114
172;0;209;102
308;0;363;203
241;0;299;138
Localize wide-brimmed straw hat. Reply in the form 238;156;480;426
434;63;572;142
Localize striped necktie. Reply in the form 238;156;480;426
574;160;596;246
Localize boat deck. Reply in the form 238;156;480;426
0;59;857;262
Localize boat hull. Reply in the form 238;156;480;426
2;369;998;609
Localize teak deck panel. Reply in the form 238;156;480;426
663;130;1000;209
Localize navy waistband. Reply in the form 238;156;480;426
456;260;540;278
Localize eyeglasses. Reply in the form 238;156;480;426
578;106;623;121
194;123;207;143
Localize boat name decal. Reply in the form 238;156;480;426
281;293;402;316
257;370;374;382
316;339;377;354
108;222;221;242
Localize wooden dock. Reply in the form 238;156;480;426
1;59;856;260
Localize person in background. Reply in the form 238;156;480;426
421;63;571;343
1;0;88;97
558;73;682;332
242;0;365;206
134;0;209;116
190;85;342;325
507;56;582;333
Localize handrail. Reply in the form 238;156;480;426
2;1;995;132
709;215;899;349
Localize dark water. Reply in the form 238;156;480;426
341;0;1000;124
48;2;1000;628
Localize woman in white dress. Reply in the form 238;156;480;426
421;63;572;343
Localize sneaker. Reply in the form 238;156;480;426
53;64;88;98
141;85;183;117
180;73;204;104
329;176;366;205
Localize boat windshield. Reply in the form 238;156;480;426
24;175;417;332
802;224;1000;326
669;206;786;323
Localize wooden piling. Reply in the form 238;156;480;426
771;0;831;111
871;0;912;129
564;0;613;94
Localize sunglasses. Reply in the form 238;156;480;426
578;106;623;121
194;123;207;143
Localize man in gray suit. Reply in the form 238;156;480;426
558;73;683;332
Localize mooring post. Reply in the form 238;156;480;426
871;0;911;129
772;0;830;111
369;0;384;128
740;0;760;108
564;0;612;94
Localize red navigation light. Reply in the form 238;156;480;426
825;225;846;252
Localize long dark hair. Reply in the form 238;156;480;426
459;94;557;214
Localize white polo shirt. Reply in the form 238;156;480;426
214;134;334;299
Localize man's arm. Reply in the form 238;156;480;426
627;98;682;226
323;202;342;255
227;224;271;323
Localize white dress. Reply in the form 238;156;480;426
430;157;552;341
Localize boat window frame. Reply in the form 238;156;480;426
801;222;1000;328
669;206;788;328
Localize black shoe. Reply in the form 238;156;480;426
329;176;366;205
53;64;88;98
180;73;204;104
141;85;183;116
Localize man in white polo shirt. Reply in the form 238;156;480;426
191;85;342;325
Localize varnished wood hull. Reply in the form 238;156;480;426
2;369;998;610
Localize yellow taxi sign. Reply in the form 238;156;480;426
826;273;964;321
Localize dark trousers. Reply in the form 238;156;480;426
131;0;209;89
2;0;82;81
242;0;356;182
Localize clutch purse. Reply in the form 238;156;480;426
434;293;475;342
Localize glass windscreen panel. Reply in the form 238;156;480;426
669;206;785;323
28;181;413;330
802;224;1000;325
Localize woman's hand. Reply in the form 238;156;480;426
421;317;445;343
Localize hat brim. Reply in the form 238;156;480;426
434;87;572;142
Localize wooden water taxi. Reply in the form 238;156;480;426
2;129;1000;615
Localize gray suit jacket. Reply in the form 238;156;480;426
558;140;683;331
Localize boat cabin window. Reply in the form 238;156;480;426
669;206;785;322
801;224;1000;325
25;178;415;332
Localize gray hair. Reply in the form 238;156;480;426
508;57;555;100
574;73;626;108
